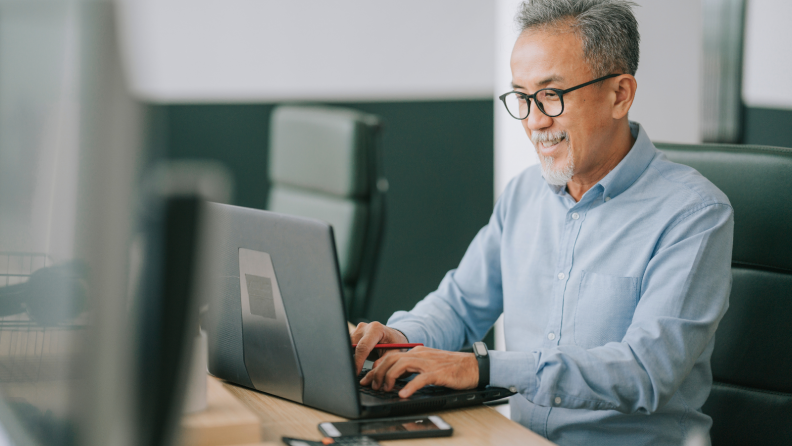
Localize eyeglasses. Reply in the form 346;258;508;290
499;73;621;120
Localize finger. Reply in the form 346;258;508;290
354;323;385;374
369;350;400;376
350;322;368;344
359;351;396;385
398;373;431;399
369;353;401;390
360;369;374;386
379;348;403;361
382;358;422;392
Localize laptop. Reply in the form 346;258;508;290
203;203;514;419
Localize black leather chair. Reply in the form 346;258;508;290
656;142;792;445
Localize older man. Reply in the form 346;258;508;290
352;0;733;444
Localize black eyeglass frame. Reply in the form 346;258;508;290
499;73;622;120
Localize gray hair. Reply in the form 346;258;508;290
516;0;640;78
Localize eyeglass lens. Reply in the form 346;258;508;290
504;90;563;119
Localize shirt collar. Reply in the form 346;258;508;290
544;121;658;201
597;121;657;202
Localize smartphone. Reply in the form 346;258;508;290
318;415;453;440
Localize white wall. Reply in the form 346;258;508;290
742;0;792;110
630;0;702;144
117;0;495;102
494;0;538;201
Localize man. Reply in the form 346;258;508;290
352;0;733;444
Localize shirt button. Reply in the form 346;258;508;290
605;196;611;202
554;396;562;405
557;272;565;280
509;386;518;393
547;332;556;340
571;213;579;220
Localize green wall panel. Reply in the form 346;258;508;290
743;107;792;149
147;100;495;335
147;104;274;210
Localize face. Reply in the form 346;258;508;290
510;27;620;185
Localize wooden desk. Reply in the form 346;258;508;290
182;324;553;445
217;377;554;446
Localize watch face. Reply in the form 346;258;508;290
474;342;487;356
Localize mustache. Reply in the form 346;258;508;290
531;130;568;146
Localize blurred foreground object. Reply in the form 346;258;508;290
133;161;231;445
0;0;144;444
0;260;88;326
0;1;230;446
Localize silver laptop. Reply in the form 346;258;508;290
204;203;513;418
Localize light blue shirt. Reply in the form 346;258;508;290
388;122;733;445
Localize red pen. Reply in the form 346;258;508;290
351;343;423;349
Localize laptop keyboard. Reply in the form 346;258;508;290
357;370;451;400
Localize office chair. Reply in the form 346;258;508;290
267;105;386;322
656;142;792;445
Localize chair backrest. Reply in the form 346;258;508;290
267;105;385;320
656;142;792;445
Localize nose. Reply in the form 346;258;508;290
524;99;553;132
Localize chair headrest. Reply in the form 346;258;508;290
269;106;380;198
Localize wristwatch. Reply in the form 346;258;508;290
472;341;489;389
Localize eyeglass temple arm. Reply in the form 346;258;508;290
558;73;622;94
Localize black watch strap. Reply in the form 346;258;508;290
472;341;489;389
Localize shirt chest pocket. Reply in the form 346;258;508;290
573;271;640;349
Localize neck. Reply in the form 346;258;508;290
566;121;635;202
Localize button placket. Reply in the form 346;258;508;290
550;202;591;347
548;208;576;347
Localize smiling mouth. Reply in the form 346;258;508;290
537;135;567;155
541;135;566;148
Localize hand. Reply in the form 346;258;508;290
351;321;409;374
359;347;479;398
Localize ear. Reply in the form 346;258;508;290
611;75;637;120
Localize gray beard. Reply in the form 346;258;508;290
532;132;574;186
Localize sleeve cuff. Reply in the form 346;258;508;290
386;311;428;346
489;350;538;400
